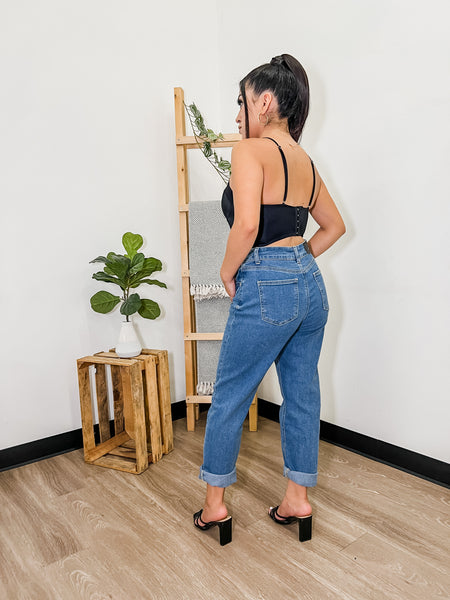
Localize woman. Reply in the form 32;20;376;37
193;54;346;545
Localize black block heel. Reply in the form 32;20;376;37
298;515;312;542
193;509;233;546
269;506;312;542
218;516;232;546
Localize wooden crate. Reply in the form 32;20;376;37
108;348;174;455
76;349;173;474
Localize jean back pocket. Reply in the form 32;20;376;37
257;278;299;325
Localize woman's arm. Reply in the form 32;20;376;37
220;140;262;297
307;171;346;258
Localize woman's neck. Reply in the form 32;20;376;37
257;125;294;144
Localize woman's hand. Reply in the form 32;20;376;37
220;270;237;298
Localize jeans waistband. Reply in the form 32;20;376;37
242;241;311;265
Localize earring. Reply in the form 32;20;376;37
258;113;269;126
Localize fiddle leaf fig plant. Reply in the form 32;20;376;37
89;232;167;322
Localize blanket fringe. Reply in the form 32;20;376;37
196;381;215;395
190;283;229;301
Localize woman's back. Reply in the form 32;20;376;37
224;136;321;248
257;137;319;208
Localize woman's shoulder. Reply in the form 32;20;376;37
231;137;273;160
230;138;264;168
232;137;261;151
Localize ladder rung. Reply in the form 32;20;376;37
186;395;258;406
176;134;241;148
184;332;224;341
186;395;212;404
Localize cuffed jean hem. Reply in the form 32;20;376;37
198;466;237;488
284;466;318;487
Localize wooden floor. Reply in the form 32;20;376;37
0;415;449;600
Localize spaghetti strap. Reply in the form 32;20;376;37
263;137;288;203
308;158;316;207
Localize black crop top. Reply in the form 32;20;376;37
221;136;316;247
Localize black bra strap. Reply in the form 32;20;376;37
263;137;288;203
308;158;316;207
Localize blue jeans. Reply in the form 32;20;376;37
199;241;329;488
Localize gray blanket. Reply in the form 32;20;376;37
188;200;231;393
188;200;229;286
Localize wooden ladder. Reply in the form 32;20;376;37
174;86;258;431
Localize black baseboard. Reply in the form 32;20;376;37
257;399;449;488
1;399;448;488
0;429;84;472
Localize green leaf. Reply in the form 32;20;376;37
138;298;161;320
203;141;212;158
92;272;125;289
104;253;130;282
90;291;121;314
120;293;142;316
128;260;162;287
140;257;162;277
129;252;145;276
218;160;231;169
129;278;167;289
89;256;108;264
122;232;143;259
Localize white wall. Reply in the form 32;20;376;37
0;0;220;449
218;0;450;463
1;1;449;464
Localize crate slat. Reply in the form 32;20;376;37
95;363;110;443
85;431;130;463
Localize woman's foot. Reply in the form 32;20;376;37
273;498;312;520
200;502;228;524
271;480;312;520
268;504;313;542
193;508;233;545
199;483;228;523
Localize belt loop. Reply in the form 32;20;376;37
254;247;261;264
293;245;302;264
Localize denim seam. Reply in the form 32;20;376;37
302;272;310;318
242;245;311;266
216;307;237;382
240;265;300;274
283;467;318;487
199;466;237;487
313;270;329;311
232;281;243;308
276;360;289;468
241;257;315;273
305;257;316;273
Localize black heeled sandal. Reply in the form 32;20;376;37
268;506;312;542
193;509;232;546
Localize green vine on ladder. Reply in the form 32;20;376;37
184;101;232;184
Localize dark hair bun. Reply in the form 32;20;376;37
239;53;310;142
270;56;287;68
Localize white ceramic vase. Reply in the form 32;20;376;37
115;319;142;358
